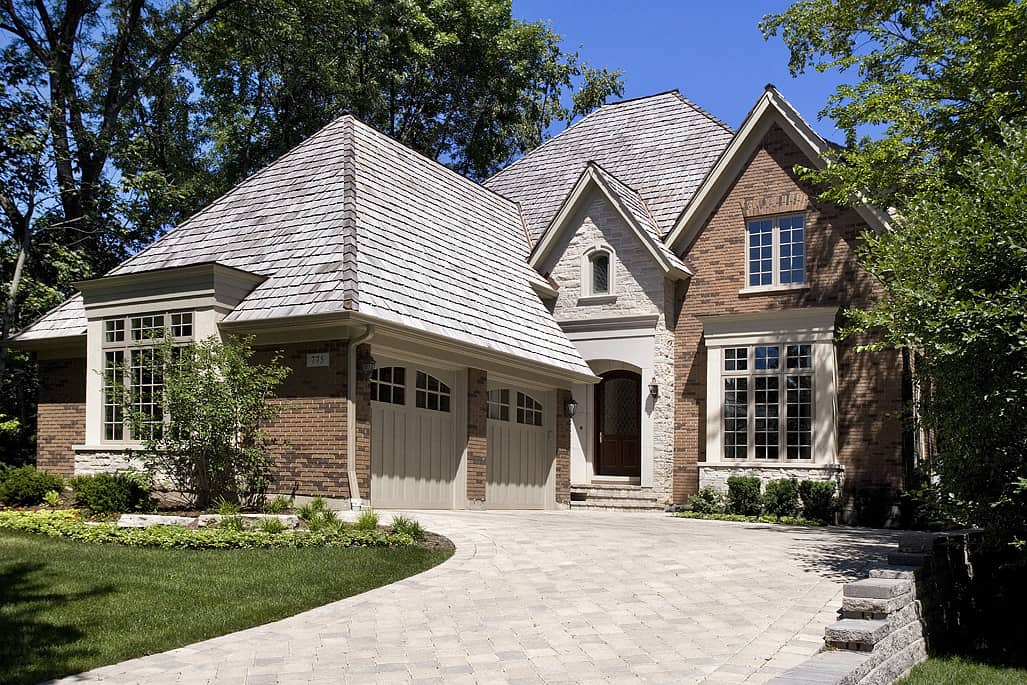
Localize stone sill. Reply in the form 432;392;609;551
73;444;143;453
701;462;843;471
576;294;618;306
738;283;810;296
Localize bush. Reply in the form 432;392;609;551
298;497;341;532
726;476;762;516
763;479;800;519
356;509;379;531
0;466;64;506
69;472;154;514
263;495;292;514
260;517;286;533
390;514;425;541
798;480;837;524
689;487;726;515
43;490;62;507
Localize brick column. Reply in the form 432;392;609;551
354;343;373;499
466;368;487;506
555;389;571;504
36;357;86;478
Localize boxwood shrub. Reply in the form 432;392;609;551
0;466;64;506
688;486;726;515
799;480;837;524
70;472;155;514
726;475;762;516
763;478;800;518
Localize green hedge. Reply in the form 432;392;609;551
726;475;762;516
0;466;64;506
70;472;155;514
0;510;415;550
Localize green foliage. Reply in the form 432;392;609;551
898;657;1027;685
123;336;289;510
390;514;426;542
356;509;379;531
69;472;154;514
0;509;415;550
215;498;242;516
297;497;341;532
42;490;62;508
217;515;244;531
259;517;286;534
763;479;800;519
688;487;727;515
726;476;763;516
674;511;824;527
263;495;292;514
798;480;837;524
0;466;63;506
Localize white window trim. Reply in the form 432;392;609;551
703;309;838;466
579;243;617;302
742;213;807;292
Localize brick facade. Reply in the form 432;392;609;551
466;368;488;503
556;389;572;504
36;357;86;478
255;341;350;498
354;343;372;499
673;125;906;506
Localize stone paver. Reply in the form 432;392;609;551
47;511;899;684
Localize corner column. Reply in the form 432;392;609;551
466;368;487;508
354;343;373;502
556;388;572;505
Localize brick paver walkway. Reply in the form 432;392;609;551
50;510;899;684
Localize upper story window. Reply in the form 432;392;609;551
590;252;610;294
416;371;451;412
746;215;805;288
101;311;194;442
580;245;616;300
370;366;406;405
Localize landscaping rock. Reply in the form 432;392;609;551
196;514;301;530
117;514;197;529
843;577;912;600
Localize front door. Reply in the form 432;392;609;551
594;370;641;477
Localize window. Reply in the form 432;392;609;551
101;311;193;442
488;389;510;421
370;367;405;405
516;392;543;426
591;252;610;294
746;215;805;288
415;371;451;412
722;343;813;460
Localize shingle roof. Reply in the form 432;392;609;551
485;90;734;243
15;117;594;378
12;295;87;341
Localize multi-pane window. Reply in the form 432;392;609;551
101;311;193;442
591;252;610;294
722;343;814;460
415;371;451;412
516;392;543;426
488;389;510;421
370;367;405;405
746;215;806;288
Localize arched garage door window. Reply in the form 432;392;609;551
415;370;451;412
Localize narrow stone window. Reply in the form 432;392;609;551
591;252;610;294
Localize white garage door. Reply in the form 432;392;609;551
371;365;457;509
486;388;549;509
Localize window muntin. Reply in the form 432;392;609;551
103;351;125;441
591;252;610;294
415;371;451;412
104;319;125;343
746;215;806;288
722;344;814;461
488;389;510;421
370;366;406;405
516;392;543;426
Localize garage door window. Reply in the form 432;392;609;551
371;366;405;405
488;389;510;420
516;392;543;426
416;371;451;412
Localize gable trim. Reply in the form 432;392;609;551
664;87;892;254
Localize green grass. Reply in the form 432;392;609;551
0;530;451;685
898;657;1027;684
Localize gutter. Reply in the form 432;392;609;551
346;324;375;509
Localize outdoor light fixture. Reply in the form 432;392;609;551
565;398;578;418
360;356;376;377
649;383;659;399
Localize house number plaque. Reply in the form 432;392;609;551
306;352;330;368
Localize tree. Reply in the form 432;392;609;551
126;336;289;509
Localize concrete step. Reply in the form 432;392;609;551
869;565;920;580
570;499;664;511
825;618;891;649
843;577;912;600
842;591;914;618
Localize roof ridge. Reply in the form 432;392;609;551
670;91;734;133
340;116;359;311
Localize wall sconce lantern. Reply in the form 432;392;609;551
649;383;659;399
565;398;578;418
360;356;376;378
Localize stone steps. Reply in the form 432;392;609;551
569;484;664;512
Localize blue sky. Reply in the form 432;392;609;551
512;1;853;140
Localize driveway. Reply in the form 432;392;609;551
52;511;899;684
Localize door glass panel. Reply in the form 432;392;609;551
602;377;640;435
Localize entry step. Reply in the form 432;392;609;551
569;484;665;512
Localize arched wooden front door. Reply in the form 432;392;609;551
594;370;642;477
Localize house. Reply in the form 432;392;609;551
13;86;910;516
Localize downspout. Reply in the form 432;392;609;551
347;325;375;509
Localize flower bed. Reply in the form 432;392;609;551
0;509;416;549
674;511;825;526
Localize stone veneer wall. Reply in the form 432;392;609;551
698;464;844;491
36;357;86;478
547;187;676;503
673;124;906;507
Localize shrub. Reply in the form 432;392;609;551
390;514;425;541
798;480;837;524
260;517;286;533
763;479;800;519
215;498;241;515
689;487;726;515
264;495;292;514
70;472;154;514
726;476;762;516
298;497;340;532
356;509;379;531
43;490;62;507
0;466;64;506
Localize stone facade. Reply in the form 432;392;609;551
673;124;906;506
698;464;844;492
466;367;488;504
36;357;86;478
74;448;145;475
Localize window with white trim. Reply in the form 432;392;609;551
516;392;543;426
590;252;610;294
722;343;814;460
415;371;451;412
370;366;405;405
746;214;805;288
101;311;194;442
488;389;510;421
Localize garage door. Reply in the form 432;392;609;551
486;388;549;509
371;365;457;509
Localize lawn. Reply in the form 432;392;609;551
898;657;1027;684
0;530;451;685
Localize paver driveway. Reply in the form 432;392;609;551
52;510;899;685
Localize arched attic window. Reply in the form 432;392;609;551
582;245;615;298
